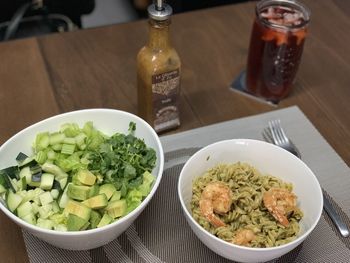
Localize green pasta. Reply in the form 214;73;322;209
191;162;303;248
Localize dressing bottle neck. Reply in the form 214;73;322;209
147;19;171;50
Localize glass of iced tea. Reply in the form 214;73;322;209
246;0;310;103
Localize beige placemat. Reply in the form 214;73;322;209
23;106;350;262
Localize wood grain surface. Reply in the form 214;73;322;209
0;0;349;261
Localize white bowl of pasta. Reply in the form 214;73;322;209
177;139;323;263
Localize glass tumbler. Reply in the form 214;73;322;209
246;0;310;103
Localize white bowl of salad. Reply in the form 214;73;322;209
0;108;164;250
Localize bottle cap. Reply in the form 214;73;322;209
148;0;172;21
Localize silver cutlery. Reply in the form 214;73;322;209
263;119;350;238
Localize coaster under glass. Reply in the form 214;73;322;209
230;70;278;107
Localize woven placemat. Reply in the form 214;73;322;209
23;106;350;262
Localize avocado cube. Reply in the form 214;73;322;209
82;194;108;209
105;199;127;219
67;184;90;201
99;184;116;200
64;200;91;221
73;170;96;186
88;184;99;198
110;191;121;201
67;214;88;231
89;210;102;229
97;213;113;228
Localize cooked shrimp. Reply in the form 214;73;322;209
232;229;256;246
199;182;233;227
263;188;296;227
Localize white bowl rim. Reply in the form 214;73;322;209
177;138;323;252
0;108;164;236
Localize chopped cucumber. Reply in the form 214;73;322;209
21;212;36;225
54;224;67;232
50;189;60;199
39;191;53;206
58;183;71;208
38;204;53;219
1;121;156;232
17;201;33;218
7;191;23;212
0;184;6;194
37;218;54;230
40;173;54;190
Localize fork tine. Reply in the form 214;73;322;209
275;120;289;144
268;120;281;145
273;120;285;144
277;120;289;143
262;128;273;143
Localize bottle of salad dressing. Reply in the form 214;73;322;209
137;0;181;133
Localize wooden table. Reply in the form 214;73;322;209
0;0;349;261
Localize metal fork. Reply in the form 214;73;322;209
263;120;350;238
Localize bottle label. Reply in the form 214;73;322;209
152;69;180;133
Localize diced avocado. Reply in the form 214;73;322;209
88;184;99;198
138;171;155;197
73;170;96;186
67;184;90;201
37;218;54;230
17;201;33;218
80;221;90;231
105;199;127;219
40;173;55;190
21;212;36;225
67;214;88;231
82;194;108;209
90;210;102;229
97;213;113;228
110;191;121;201
99;184;116;200
64;200;91;221
7;191;23;212
39;191;54;205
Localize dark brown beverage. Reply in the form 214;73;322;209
246;0;310;102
